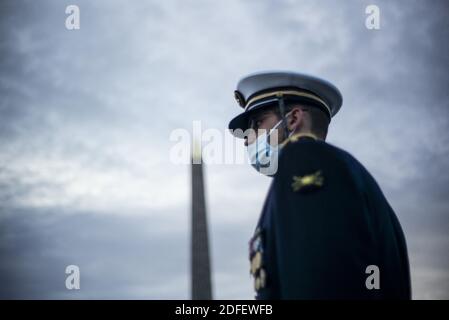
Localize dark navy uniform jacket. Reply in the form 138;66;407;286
249;135;411;299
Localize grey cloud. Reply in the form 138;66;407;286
0;0;448;299
0;207;189;299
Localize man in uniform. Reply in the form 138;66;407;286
228;71;411;299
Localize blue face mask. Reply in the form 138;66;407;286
247;113;291;176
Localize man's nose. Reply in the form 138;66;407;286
245;132;257;146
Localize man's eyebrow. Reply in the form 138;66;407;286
250;112;271;121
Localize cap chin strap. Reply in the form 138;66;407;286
277;94;290;142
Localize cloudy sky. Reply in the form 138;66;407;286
0;0;448;299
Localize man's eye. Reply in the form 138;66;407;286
249;115;266;129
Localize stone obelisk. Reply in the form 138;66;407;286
190;140;213;300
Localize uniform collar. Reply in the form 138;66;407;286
281;132;319;147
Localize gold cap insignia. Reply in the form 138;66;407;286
292;170;324;192
234;90;245;107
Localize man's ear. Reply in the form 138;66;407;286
286;107;303;132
